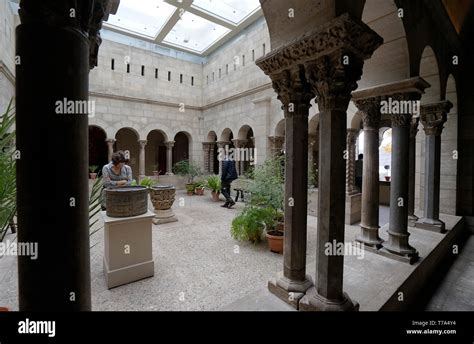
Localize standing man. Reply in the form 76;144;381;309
221;155;238;209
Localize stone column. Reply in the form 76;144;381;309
15;0;118;311
408;117;420;226
209;142;216;174
138;140;147;180
346;129;359;195
415;101;453;232
106;139;116;162
269;136;285;156
165;141;175;175
232;139;248;176
382;96;422;263
202;142;211;173
354;98;384;248
256;66;315;303
308;133;317;175
216;141;229;176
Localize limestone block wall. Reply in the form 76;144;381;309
90;39;203;107
0;0;16;112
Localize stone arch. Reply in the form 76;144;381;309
145;130;167;176
220;128;234;143
113;123;140;140
238;125;253;140
207;131;218;142
351;111;364;130
141;124;170;142
115;127;140;179
173;131;192;165
206;131;219;174
275;119;285;137
89;118;114;139
359;0;410;89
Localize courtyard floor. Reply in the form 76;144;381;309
0;191;471;311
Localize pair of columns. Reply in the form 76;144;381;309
257;14;383;311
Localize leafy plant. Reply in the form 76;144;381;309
173;160;201;184
194;180;205;189
0;99;16;241
206;175;221;192
246;155;284;211
89;171;104;238
231;206;275;244
89;165;99;173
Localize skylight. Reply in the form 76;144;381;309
105;0;176;39
164;11;231;53
103;0;262;56
192;0;261;24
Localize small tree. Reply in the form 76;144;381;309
173;160;201;184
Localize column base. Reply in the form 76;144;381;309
153;209;178;225
299;288;359;312
267;273;313;309
356;224;384;249
408;214;419;227
381;230;419;264
165;172;174;176
415;218;446;233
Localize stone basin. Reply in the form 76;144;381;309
105;186;148;218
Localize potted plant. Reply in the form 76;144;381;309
173;160;202;196
194;180;205;196
265;209;284;254
207;175;221;202
89;165;99;180
231;206;274;244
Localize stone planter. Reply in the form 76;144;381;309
105;186;148;218
150;185;178;225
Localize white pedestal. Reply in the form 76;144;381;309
101;211;155;289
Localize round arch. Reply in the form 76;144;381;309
88;125;108;172
145;130;168;176
275;119;285;137
173;131;192;166
115;127;140;179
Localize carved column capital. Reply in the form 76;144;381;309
420;100;453;136
138;140;147;148
164;141;175;149
232;139;248;149
217;141;230;149
354;97;382;129
270;67;314;117
306;52;364;111
106;138;116;145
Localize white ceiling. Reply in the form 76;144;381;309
104;0;262;56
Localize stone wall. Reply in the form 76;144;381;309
0;0;16;112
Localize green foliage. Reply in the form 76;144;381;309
308;164;318;188
173;160;202;183
230;206;276;244
0;99;16;241
140;177;156;188
246;155;284;211
89;171;104;238
206;175;221;192
194;179;205;189
89;165;99;173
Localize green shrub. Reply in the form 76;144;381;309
206;175;221;192
173;160;201;184
230;206;276;244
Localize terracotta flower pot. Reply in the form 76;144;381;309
185;183;195;196
211;191;220;202
195;188;205;196
266;230;284;254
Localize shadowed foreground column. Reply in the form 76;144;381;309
16;0;119;311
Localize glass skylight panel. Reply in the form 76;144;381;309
105;0;176;39
163;11;231;53
192;0;261;24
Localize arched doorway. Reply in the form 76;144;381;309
146;130;167;176
115;128;140;180
237;125;255;176
88;125;108;173
207;131;219;175
173;132;190;166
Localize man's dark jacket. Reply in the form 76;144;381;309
222;159;238;183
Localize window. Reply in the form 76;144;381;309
226;64;229;74
191;76;194;86
263;43;266;56
252;49;255;61
126;63;130;73
168;71;171;81
111;59;115;70
180;74;183;84
207;75;209;84
219;68;222;78
141;65;145;76
155;68;158;79
212;72;215;81
242;55;245;66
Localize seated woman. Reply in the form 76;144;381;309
101;151;133;209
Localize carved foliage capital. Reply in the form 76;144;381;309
391;113;412;127
420;101;452;136
354;97;382;129
410;117;420;138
